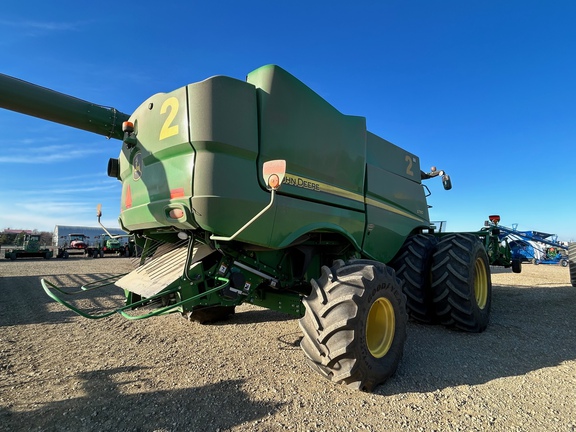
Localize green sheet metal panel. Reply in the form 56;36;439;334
248;65;366;212
269;193;365;250
187;75;275;245
119;86;197;231
362;132;430;262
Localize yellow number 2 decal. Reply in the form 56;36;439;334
159;97;180;140
405;155;414;176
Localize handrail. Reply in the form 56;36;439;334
41;276;230;320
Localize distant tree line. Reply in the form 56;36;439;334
0;230;53;246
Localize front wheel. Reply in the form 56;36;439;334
512;258;522;273
299;259;407;392
431;234;492;332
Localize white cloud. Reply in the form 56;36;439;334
0;145;105;163
0;19;81;33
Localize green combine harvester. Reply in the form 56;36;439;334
3;65;569;391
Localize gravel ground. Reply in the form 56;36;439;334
0;257;575;432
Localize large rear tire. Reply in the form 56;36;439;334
299;259;407;392
569;243;576;288
390;234;438;324
431;234;492;332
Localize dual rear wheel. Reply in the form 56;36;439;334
431;234;491;332
390;233;491;332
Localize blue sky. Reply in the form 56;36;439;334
1;1;575;240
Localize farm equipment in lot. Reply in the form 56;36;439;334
123;237;140;257
90;233;125;258
1;65;557;392
485;218;571;267
3;234;53;260
475;215;524;273
533;248;569;267
56;233;90;258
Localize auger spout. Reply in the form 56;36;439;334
0;73;129;140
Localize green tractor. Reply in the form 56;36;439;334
91;233;125;258
0;65;522;391
4;234;53;260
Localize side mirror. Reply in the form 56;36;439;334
442;174;452;190
96;204;102;219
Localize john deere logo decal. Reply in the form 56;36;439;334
133;153;143;181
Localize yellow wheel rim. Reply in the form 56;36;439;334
366;298;395;358
474;257;488;309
